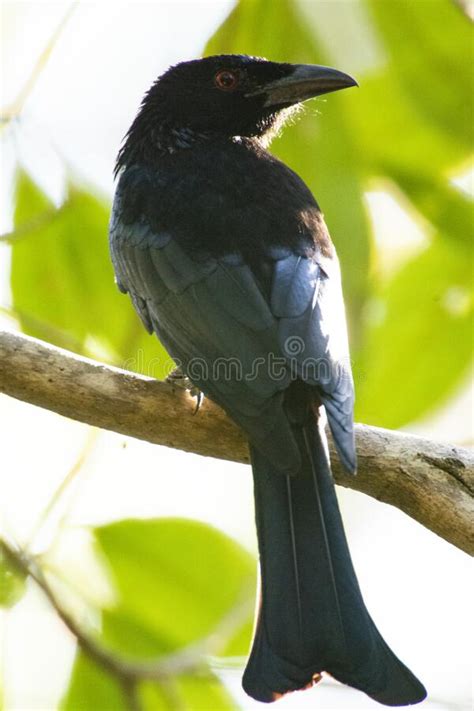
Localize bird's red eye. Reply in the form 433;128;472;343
214;70;239;91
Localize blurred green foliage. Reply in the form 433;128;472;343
10;172;172;378
61;518;253;710
0;543;27;609
1;0;473;709
94;518;255;656
63;652;237;711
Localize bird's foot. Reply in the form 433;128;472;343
166;367;204;414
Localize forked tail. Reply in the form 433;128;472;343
243;415;426;706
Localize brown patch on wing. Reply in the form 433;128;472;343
299;206;335;258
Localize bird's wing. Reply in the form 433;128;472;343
110;202;355;472
271;252;355;471
110;203;303;471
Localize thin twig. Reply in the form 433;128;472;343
1;4;78;125
157;679;187;711
0;207;64;243
0;539;253;685
25;428;99;552
121;678;143;711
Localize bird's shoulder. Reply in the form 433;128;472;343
112;139;334;262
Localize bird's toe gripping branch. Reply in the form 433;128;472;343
166;367;204;414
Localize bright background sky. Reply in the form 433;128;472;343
0;2;472;711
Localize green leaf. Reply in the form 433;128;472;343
297;1;470;176
140;674;237;711
62;521;249;711
62;654;236;711
347;72;469;178
137;681;170;711
9;171;171;377
60;652;126;711
389;169;474;249
368;0;474;150
0;544;27;609
176;674;236;710
94;518;255;656
11;171;112;351
355;238;473;428
219;617;253;657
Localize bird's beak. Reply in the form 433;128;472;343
247;64;358;107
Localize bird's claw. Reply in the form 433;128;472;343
166;367;204;414
193;390;204;414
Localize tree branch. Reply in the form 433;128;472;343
1;329;472;555
0;538;252;711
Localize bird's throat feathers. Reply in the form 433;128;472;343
115;92;302;175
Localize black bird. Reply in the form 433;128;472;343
109;54;426;706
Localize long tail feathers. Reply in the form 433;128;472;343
243;416;427;706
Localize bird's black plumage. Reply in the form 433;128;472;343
110;54;426;706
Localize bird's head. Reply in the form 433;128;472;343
117;54;356;169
